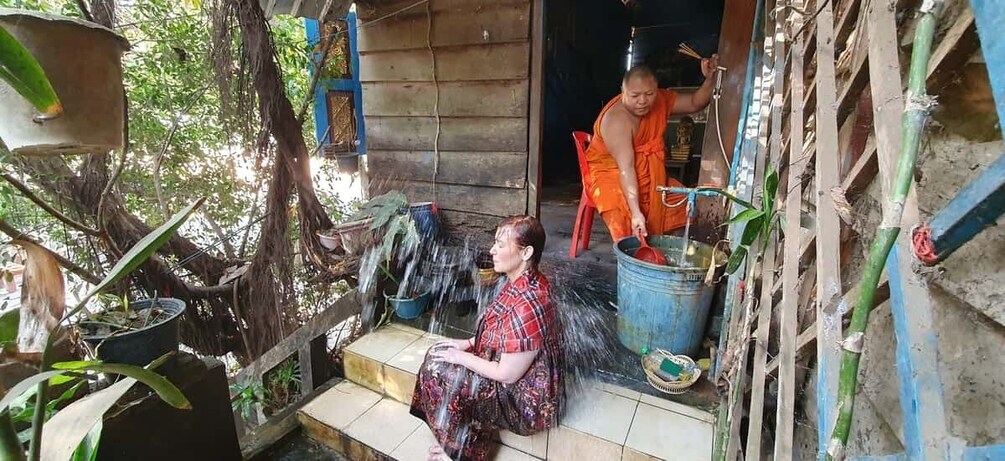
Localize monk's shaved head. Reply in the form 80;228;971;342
620;65;659;116
623;65;657;85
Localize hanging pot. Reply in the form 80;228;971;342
0;9;129;155
334;152;359;174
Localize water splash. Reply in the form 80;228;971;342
355;232;640;449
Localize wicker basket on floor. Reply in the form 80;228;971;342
641;349;701;394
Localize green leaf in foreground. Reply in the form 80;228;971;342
725;246;747;275
0;25;62;118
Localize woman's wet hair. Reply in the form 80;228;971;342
498;215;546;267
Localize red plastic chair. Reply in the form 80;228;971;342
570;131;596;258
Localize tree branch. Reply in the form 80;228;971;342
1;173;102;237
75;0;94;22
0;219;102;285
154;84;212;219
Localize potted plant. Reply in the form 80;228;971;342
353;191;430;321
77;295;187;367
0;8;130;155
0;198;203;461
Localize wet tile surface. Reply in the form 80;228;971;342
624;402;714;460
343;398;422;454
300;381;381;431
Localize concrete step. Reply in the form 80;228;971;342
299;323;715;460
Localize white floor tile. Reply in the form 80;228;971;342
560;387;638;445
638;393;715;424
300;381;381;430
345;325;422;363
387;335;440;375
344;398;423;455
390;424;439;461
495;444;542;461
624;402;713;460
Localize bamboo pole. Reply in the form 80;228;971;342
825;1;944;459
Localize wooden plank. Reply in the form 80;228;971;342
369;179;527;217
356;0;528;20
233;291;361;392
811;0;844;456
747;12;787;458
356;2;530;52
526;0;544;217
925;7;978;92
367;150;527;188
765;278;890;377
361;80;529;117
366;116;528;152
239;379;341;459
775;1;806;457
298;343;315;393
866;1;949;458
358;43;530;82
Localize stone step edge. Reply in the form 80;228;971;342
298;410;396;461
296;394;546;461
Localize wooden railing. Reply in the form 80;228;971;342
230;289;363;455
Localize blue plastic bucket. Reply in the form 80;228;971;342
409;202;440;240
614;235;725;356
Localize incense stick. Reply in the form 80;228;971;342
678;43;704;61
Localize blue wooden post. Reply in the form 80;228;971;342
304;18;329;145
303;11;365;155
922;152;1005;264
912;0;1005;265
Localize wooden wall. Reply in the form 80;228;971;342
356;0;534;233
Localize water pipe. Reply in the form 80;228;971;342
657;186;724;220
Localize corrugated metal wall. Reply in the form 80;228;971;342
357;0;533;231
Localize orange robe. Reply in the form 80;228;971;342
585;90;688;240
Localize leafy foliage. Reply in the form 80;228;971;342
722;167;781;275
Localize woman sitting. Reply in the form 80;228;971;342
409;215;563;461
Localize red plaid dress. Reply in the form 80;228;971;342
410;269;563;461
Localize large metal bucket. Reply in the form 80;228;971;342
614;235;724;356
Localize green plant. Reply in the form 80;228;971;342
353;191;421;285
0;22;62;120
825;2;944;458
0;197;204;461
717;168;780;275
230;382;267;420
263;358;301;413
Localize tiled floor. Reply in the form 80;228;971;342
301;324;716;460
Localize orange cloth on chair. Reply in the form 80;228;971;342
585;90;688;240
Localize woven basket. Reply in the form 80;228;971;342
641;349;701;394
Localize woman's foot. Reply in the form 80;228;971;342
428;444;449;461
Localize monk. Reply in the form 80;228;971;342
585;57;719;240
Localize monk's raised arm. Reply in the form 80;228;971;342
672;54;720;115
599;108;647;235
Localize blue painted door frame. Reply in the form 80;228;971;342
304;11;365;155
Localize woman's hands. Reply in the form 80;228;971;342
434;338;472;351
430;345;468;366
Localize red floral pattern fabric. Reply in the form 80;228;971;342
410;269;562;461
